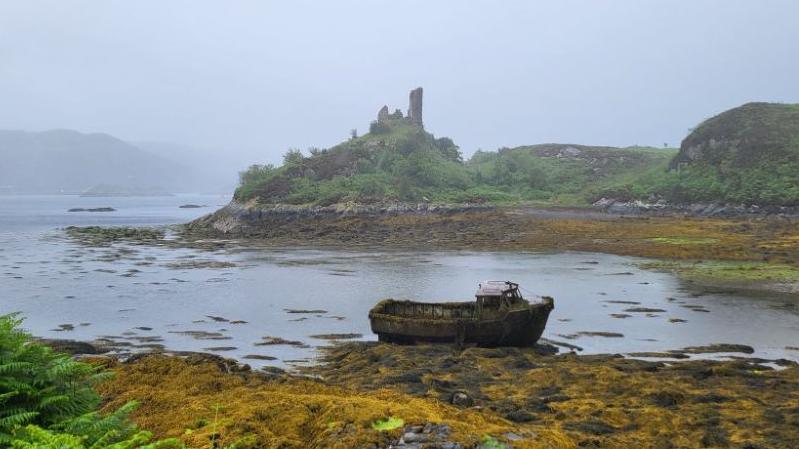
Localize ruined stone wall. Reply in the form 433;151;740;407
408;87;423;127
377;105;390;123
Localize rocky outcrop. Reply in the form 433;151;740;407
188;200;493;236
36;338;111;355
669;102;799;170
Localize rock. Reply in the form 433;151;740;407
681;344;755;354
450;391;473;407
503;432;524;441
309;333;363;340
243;354;277;361
391;423;458;448
67;207;115;212
167;330;231;340
255;336;307;347
402;432;429;443
624;307;667;313
176;352;250;373
37;338;110;355
284;308;328;314
202;346;237;352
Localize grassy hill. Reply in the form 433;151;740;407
234;116;673;206
466;144;675;205
235;101;799;208
596;103;799;206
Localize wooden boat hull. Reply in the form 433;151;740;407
369;297;554;347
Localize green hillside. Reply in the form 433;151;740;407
235;116;472;205
234;113;674;206
466;144;675;205
597;103;799;205
235;101;799;208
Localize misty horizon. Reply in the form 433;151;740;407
2;1;798;169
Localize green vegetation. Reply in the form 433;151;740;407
235;102;799;207
370;417;404;432
479;435;509;449
0;314;179;448
234;115;673;206
596;103;799;205
468;144;674;205
639;260;799;285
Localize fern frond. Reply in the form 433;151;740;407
0;411;39;427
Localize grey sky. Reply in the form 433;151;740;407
1;1;797;167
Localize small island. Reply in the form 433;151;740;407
67;207;116;212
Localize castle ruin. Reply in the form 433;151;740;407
408;87;423;126
376;87;424;128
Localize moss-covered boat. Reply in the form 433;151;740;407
369;281;554;346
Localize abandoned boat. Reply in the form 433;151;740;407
369;281;554;347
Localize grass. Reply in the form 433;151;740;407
640;260;799;285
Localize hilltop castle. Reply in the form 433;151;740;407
376;87;424;127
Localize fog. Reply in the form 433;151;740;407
1;0;798;171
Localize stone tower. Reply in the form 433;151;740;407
408;87;423;127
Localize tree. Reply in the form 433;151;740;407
283;148;304;167
434;137;462;162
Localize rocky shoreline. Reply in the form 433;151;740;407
42;337;799;448
178;201;799;295
593;198;799;218
192;199;799;240
187;200;494;236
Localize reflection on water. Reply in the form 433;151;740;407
1;194;797;368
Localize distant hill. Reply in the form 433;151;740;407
0;129;224;194
598;103;799;206
133;141;241;194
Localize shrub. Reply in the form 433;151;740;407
369;120;390;134
0;314;105;443
0;314;180;448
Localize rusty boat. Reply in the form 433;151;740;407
369;281;554;347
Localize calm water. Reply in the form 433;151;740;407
1;195;798;368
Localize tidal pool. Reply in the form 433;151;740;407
1;194;797;368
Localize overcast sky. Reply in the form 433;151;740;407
1;1;797;166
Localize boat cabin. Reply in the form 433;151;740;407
475;281;523;312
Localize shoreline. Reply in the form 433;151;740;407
179;202;799;296
73;341;799;448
